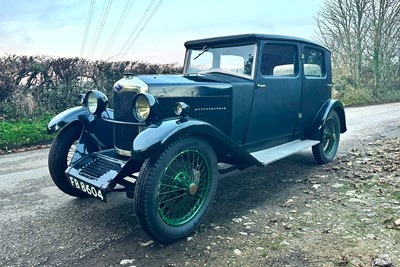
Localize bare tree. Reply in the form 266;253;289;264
315;0;400;96
315;0;369;87
367;0;400;94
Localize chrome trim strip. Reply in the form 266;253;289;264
251;44;257;80
102;117;145;126
115;147;132;157
113;75;149;93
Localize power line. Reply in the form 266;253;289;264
101;0;136;59
88;0;113;59
116;0;158;60
119;0;163;60
79;0;96;57
80;0;164;61
117;0;156;60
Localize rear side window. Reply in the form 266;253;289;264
261;44;298;76
303;47;325;77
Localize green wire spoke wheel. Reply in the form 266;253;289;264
312;110;340;163
134;137;218;244
158;150;211;226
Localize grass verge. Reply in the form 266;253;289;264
0;113;55;151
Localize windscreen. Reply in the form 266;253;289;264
185;44;256;79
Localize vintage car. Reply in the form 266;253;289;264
47;34;346;244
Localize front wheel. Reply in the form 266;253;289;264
312;110;340;164
134;137;218;244
48;123;88;198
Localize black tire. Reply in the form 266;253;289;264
312;110;340;164
134;136;218;244
48;124;88;198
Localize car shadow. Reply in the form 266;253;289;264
207;151;321;224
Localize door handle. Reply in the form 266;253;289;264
257;83;267;88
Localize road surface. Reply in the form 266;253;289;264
0;102;399;266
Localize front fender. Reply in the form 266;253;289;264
306;99;347;140
47;107;114;134
47;107;92;134
48;107;114;149
132;118;261;167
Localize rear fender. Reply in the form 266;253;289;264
306;99;347;140
132;118;261;167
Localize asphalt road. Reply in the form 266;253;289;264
0;102;399;266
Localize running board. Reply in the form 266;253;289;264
250;139;320;166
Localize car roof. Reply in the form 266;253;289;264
184;33;328;51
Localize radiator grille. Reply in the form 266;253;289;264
78;156;121;180
114;90;139;153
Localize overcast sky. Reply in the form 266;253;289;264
0;0;324;64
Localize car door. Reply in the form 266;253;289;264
295;45;331;135
245;41;302;145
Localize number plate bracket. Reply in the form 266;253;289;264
65;153;127;202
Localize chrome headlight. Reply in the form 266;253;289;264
133;93;158;122
84;90;108;115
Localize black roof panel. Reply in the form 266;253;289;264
184;33;328;51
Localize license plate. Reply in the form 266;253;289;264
68;176;106;202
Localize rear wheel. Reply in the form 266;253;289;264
48;124;88;197
312;110;340;164
134;137;218;244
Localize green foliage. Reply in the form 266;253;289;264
333;67;400;106
0;55;183;149
336;87;400;107
376;89;400;104
0;55;183;121
337;87;374;106
0;113;55;150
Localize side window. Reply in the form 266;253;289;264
303;47;325;77
261;44;298;76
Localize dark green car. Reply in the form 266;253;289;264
47;34;347;244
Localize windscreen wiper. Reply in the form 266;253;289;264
194;45;208;60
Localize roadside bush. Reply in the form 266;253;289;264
376;89;400;104
0;55;183;121
337;87;375;106
0;113;55;150
332;67;400;106
0;56;182;149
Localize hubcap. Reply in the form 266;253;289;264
322;117;337;156
188;183;198;195
157;150;211;226
172;172;198;194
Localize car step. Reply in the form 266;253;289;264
250;139;320;166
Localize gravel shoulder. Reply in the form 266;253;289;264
90;125;400;267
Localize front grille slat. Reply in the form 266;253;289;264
78;155;122;180
114;90;139;153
